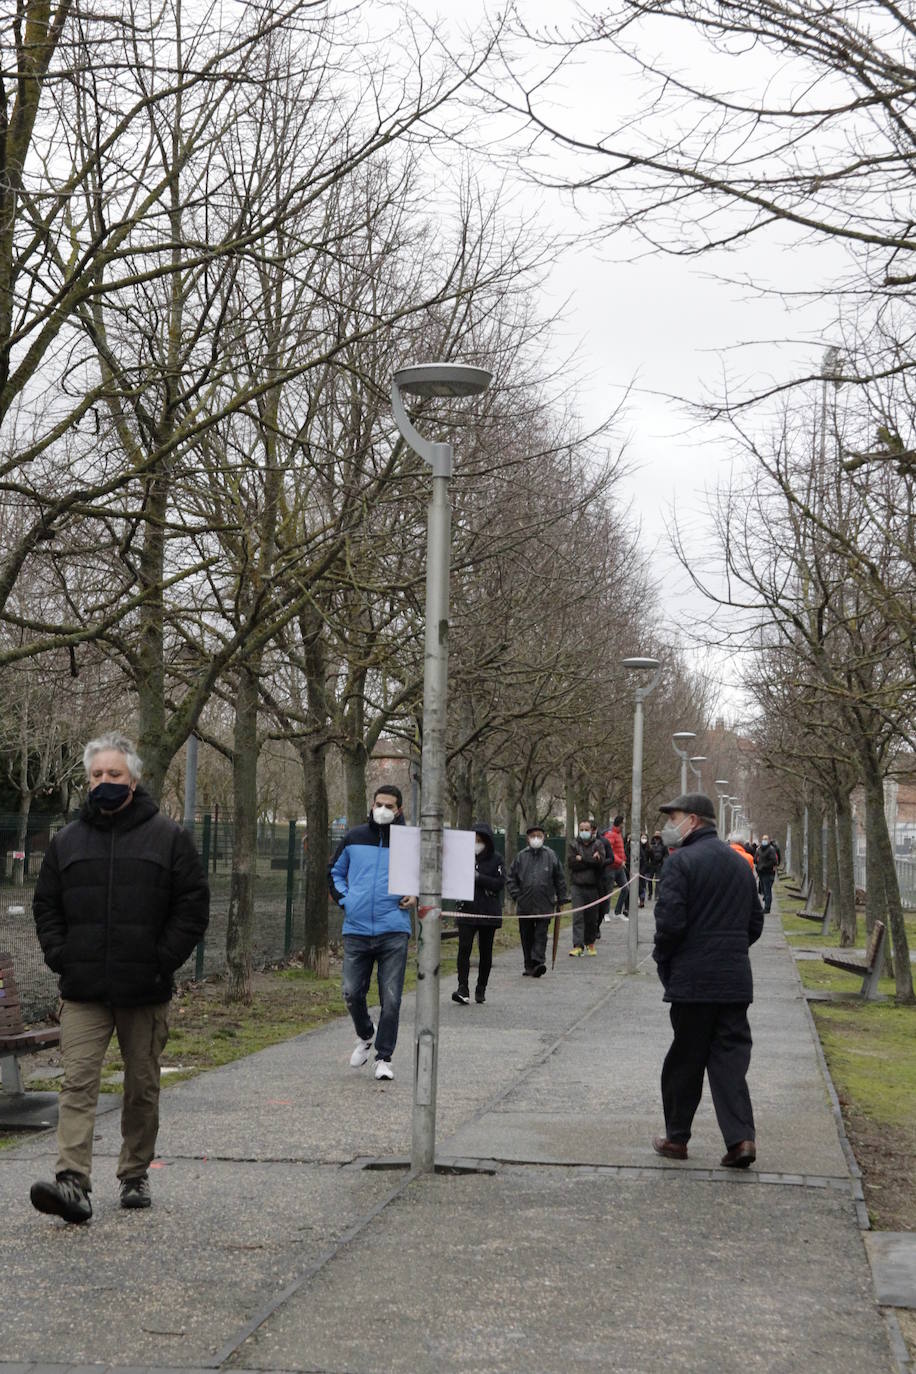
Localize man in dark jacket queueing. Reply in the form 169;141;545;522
507;823;568;978
452;822;505;1005
755;834;779;914
650;792;764;1169
30;732;209;1224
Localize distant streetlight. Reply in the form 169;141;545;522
672;731;697;793
622;656;662;973
392;361;492;1176
714;778;729;834
688;755;707;788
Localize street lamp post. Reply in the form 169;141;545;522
622;657;662;973
392;362;491;1175
688;755;707;789
672;731;696;793
714;779;729;834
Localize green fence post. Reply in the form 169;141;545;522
284;818;297;956
195;814;211;980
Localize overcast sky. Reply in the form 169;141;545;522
420;0;847;720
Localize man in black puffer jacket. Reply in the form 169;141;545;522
650;792;764;1170
30;731;209;1224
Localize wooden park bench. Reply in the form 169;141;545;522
821;921;887;1001
795;888;832;936
785;876;812;902
0;952;60;1097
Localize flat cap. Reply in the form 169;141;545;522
658;792;717;821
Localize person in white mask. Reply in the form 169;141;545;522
507;823;568;977
451;822;505;1005
567;818;605;956
328;786;415;1081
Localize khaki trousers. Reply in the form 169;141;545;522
56;999;170;1188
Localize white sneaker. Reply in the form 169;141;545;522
349;1026;375;1068
374;1059;394;1081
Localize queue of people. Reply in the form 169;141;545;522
28;739;773;1225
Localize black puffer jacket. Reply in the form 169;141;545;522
33;788;210;1006
652;825;764;1003
456;822;505;926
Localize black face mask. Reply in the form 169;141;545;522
89;782;132;811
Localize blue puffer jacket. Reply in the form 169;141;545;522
327;813;412;937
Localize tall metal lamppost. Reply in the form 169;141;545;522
688;755;707;789
672;731;696;793
392;362;492;1175
622;656;662;973
714;779;729;834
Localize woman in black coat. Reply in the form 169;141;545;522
452;822;505;1005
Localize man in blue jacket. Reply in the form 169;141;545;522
650;792;764;1169
328;786;415;1081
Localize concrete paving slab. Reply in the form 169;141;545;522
230;1167;890;1374
0;1154;397;1367
0;899;902;1373
865;1232;916;1308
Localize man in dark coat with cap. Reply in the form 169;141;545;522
650;792;764;1168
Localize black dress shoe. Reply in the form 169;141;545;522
475;987;486;1003
533;963;547;978
652;1136;688;1160
721;1140;756;1168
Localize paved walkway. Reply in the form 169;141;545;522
0;898;906;1373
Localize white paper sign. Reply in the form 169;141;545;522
442;829;476;901
387;826;476;901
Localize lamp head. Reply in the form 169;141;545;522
621;656;661;672
689;755;707;764
393;363;491;399
672;731;696;744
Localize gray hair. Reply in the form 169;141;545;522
83;732;144;783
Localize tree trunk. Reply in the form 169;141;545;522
863;779;887;940
503;795;519;867
564;768;576;882
225;666;258;1003
453;755;474;830
301;741;330;978
863;764;913;1002
343;742;369;828
300;605;331;977
471;766;491;823
136;471;168;799
808;799;825;906
825;798;840;934
834;790;858;947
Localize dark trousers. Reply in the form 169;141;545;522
612;865;629;915
519;916;550;970
456;922;496;992
597;870;611;922
341;931;409;1062
661;1002;755;1149
758;872;775;912
570;885;599;947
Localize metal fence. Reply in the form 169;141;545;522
853;852;916;910
0;813;347;1024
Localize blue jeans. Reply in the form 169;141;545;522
341;932;409;1062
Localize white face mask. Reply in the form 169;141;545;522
474;840;486;855
528;835;545;849
372;805;396;825
578;829;593;841
660;816;691;849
